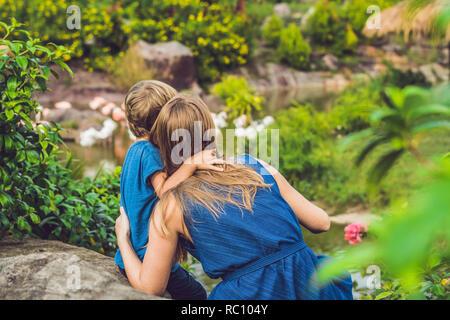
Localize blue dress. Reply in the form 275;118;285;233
180;154;353;300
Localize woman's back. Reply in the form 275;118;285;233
180;154;353;300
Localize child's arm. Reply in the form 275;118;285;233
150;149;224;197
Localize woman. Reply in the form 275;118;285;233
115;94;353;300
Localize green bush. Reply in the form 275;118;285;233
305;0;346;54
212;75;263;123
343;0;397;35
272;80;449;211
0;21;120;256
277;23;310;70
262;14;283;47
330;80;384;134
274;103;334;197
0;0;126;71
305;0;397;56
0;0;252;82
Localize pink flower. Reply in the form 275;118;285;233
344;223;368;245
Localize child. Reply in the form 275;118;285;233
116;80;221;299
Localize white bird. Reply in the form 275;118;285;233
212;112;228;129
89;96;108;111
54;101;72;110
244;126;257;140
233;115;247;129
79;119;117;147
262;115;275;127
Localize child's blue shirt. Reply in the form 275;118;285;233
115;140;178;272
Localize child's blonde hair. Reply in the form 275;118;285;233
124;80;177;139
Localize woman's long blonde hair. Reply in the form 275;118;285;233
150;94;270;261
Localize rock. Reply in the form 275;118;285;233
0;237;168;300
42;108;107;124
223;62;352;111
418;63;449;84
132;40;198;90
273;3;291;18
322;54;339;71
356;45;379;58
381;43;403;54
438;46;449;67
35;63;126;109
385;51;411;70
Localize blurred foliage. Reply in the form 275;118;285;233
273;80;383;208
342;84;450;185
273;77;449;213
106;45;155;91
306;0;397;56
212;75;263;123
262;14;283;47
0;21;120;256
0;0;125;68
0;0;252;82
317;83;450;299
277;23;311;70
381;64;431;89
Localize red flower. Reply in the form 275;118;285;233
344;223;368;245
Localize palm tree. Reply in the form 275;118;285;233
346;85;450;185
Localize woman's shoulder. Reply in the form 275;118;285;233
232;154;274;177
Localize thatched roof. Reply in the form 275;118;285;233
363;0;450;43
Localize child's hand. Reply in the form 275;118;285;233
115;206;131;240
185;149;225;172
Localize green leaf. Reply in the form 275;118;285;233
3;135;12;151
5;109;14;120
369;109;397;125
8;42;21;54
408;104;450;121
35;75;47;91
412;120;450;134
30;213;40;224
355;135;390;166
7;77;17;92
54;59;73;78
15;56;28;70
375;291;393;300
17;216;26;230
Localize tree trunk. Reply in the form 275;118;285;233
236;0;246;16
408;144;432;167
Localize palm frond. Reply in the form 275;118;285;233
355;135;391;167
368;149;406;186
408;103;450;121
412;120;450;133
